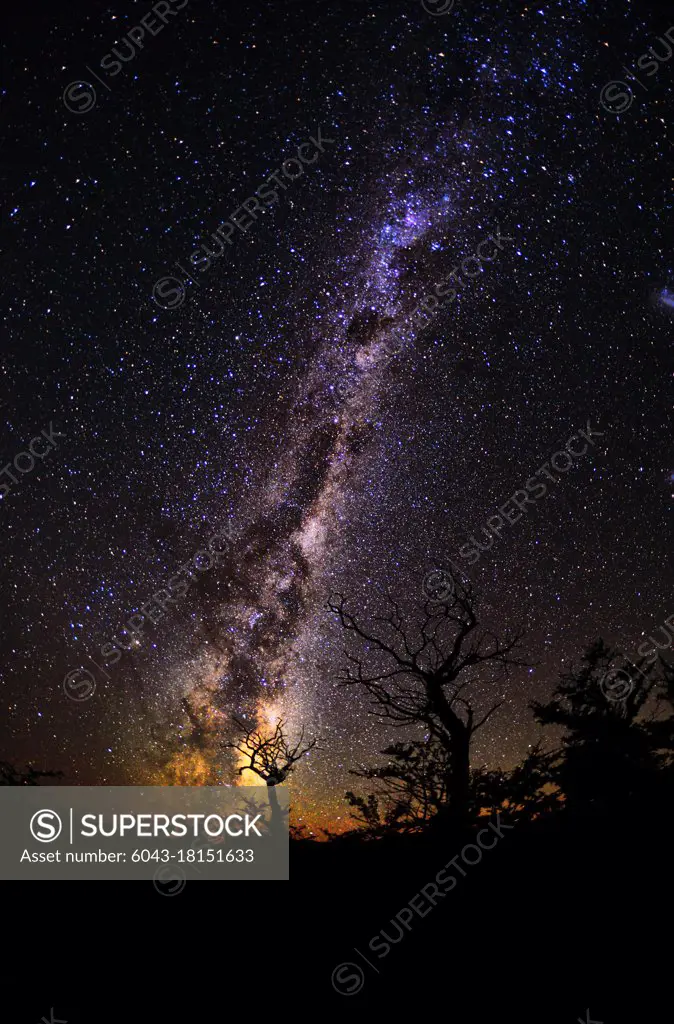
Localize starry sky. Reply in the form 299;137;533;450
2;0;672;831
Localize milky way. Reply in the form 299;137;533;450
164;128;472;785
2;0;672;830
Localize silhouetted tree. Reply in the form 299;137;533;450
530;640;663;816
230;717;318;831
471;742;562;824
329;583;528;828
344;792;391;835
346;737;450;833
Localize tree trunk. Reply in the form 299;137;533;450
447;730;471;828
266;783;284;835
428;682;473;829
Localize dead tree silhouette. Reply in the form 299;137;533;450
329;582;528;829
229;717;318;832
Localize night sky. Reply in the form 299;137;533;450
2;0;672;831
